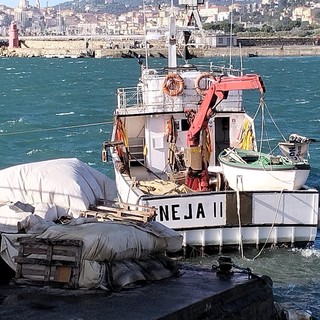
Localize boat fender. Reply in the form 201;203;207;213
195;72;216;96
165;120;171;137
101;149;107;162
162;73;184;96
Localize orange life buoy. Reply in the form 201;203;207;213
162;73;184;96
195;72;216;96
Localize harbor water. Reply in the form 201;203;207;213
0;55;320;318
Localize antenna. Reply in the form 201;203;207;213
143;1;148;69
229;0;234;69
239;42;243;75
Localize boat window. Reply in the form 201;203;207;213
181;119;189;131
214;117;230;166
174;119;190;132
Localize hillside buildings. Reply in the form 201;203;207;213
0;0;319;38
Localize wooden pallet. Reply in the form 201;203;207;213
83;200;157;223
14;238;83;289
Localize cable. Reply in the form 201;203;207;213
252;189;284;260
0;121;113;137
264;100;286;141
235;186;244;258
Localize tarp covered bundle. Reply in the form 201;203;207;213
0;158;116;215
0;158;117;233
0;158;183;290
1;221;182;290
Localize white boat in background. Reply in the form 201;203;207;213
219;147;311;191
102;1;318;252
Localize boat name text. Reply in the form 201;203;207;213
157;202;223;221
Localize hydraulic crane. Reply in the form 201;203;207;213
185;74;266;191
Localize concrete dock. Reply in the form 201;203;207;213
0;267;276;320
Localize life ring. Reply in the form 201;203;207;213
195;72;216;96
162;73;184;96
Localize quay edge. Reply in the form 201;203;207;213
0;268;277;320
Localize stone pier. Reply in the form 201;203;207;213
1;35;320;58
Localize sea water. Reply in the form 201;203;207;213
1;55;320;317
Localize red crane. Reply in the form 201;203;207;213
185;74;266;191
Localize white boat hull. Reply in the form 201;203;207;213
114;166;318;248
220;162;310;191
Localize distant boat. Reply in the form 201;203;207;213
121;52;134;59
121;50;144;59
218;147;311;191
248;53;258;57
44;54;79;59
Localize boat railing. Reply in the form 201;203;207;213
117;87;143;109
209;64;243;77
116;85;187;113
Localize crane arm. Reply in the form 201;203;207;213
187;74;265;146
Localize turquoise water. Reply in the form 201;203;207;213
1;55;320;317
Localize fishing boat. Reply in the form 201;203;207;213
102;1;318;251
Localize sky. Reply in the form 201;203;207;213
0;0;63;7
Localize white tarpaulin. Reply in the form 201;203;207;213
0;158;116;230
0;158;183;290
0;205;32;233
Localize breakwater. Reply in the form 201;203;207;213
1;36;320;58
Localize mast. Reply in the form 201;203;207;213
143;1;149;69
168;0;177;69
229;0;234;69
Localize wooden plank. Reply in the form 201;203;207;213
17;238;82;247
44;244;53;281
97;204;156;216
15;256;79;267
97;199;155;211
72;245;81;289
83;210;146;223
54;266;72;283
85;200;157;224
22;245;50;256
21;264;46;277
15;279;76;289
22;244;82;257
52;246;81;257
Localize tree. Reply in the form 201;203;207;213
261;24;274;33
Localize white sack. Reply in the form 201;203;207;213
0;204;33;233
33;203;59;220
78;260;106;289
18;214;56;234
0;233;33;270
0;158;116;214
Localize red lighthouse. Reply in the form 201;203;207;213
9;23;19;49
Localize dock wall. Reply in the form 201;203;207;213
1;36;320;58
